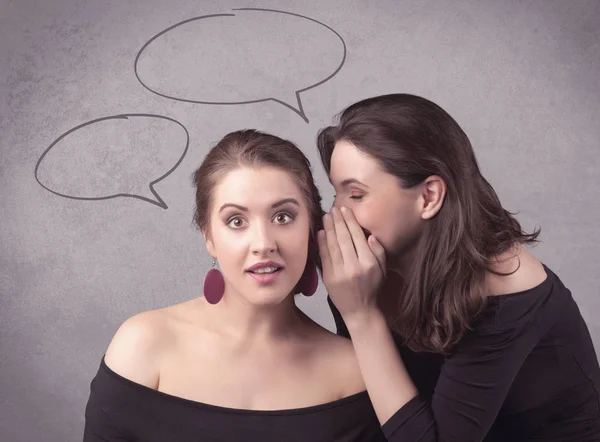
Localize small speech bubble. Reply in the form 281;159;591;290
35;114;190;209
134;8;347;123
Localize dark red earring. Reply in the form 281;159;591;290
300;263;318;296
203;258;224;304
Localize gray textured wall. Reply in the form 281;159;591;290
1;0;599;440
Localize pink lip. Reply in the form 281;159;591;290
246;261;284;285
247;270;281;285
246;261;283;272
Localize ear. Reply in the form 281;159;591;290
202;228;216;257
420;175;446;220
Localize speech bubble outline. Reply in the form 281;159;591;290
133;8;347;123
34;113;190;209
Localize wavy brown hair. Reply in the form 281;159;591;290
317;94;540;354
191;129;324;294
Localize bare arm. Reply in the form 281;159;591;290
345;309;417;424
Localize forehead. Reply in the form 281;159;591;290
212;166;304;206
329;140;383;185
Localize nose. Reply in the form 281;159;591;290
250;222;277;255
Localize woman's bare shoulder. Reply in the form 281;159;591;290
310;324;367;397
104;306;177;389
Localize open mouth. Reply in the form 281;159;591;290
247;266;282;275
246;264;283;285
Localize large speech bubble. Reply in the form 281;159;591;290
134;8;347;123
35;114;189;209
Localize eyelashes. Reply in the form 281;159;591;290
273;213;294;224
333;193;364;201
225;212;296;229
227;217;244;228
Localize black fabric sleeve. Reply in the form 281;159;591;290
82;364;134;442
327;296;350;338
83;410;132;442
327;289;552;442
382;307;542;442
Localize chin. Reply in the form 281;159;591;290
244;287;294;307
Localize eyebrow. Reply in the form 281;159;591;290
339;178;370;188
218;198;300;213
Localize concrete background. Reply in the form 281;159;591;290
1;0;599;440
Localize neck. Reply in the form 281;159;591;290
202;290;305;345
387;247;416;279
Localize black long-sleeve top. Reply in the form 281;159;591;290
328;264;600;441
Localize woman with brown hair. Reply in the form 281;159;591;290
83;129;386;441
317;93;600;441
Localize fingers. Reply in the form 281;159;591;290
339;207;372;261
323;213;344;266
331;207;358;264
317;230;332;275
368;235;387;275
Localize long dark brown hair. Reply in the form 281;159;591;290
317;94;540;354
191;129;324;294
